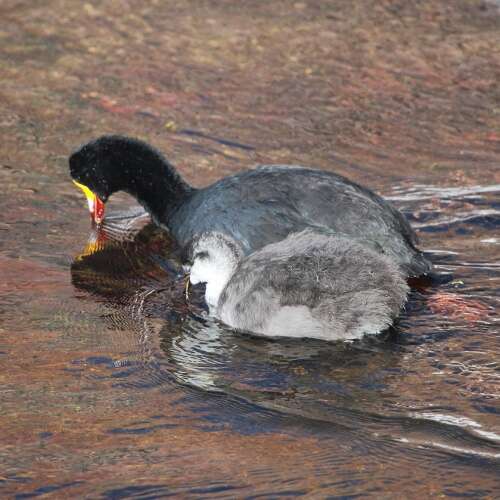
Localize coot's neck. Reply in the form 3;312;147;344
118;146;195;225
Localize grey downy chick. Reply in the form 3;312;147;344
187;229;409;341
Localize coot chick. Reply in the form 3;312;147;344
187;229;409;340
69;135;431;277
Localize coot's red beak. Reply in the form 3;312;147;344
72;180;105;224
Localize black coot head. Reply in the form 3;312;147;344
69;135;130;202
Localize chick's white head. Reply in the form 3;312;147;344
189;232;242;308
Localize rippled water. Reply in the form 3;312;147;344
59;182;499;496
2;181;499;498
2;0;500;497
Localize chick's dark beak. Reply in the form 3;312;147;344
73;180;105;224
184;273;191;300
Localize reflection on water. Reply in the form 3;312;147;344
68;182;500;492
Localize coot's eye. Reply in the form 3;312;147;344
194;250;209;260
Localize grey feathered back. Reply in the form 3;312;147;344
217;229;409;340
170;166;431;277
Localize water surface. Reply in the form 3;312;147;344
1;0;499;497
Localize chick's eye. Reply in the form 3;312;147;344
194;250;209;260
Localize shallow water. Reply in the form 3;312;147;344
1;0;500;497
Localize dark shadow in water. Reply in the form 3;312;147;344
179;128;255;151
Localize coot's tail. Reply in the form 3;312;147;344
401;249;432;278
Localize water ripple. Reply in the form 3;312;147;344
67;190;500;487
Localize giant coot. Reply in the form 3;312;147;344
69;135;431;277
186;229;409;340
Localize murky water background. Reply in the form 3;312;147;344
1;1;499;497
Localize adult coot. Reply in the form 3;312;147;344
69;135;431;277
186;230;409;340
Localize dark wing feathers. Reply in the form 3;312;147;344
170;165;430;276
